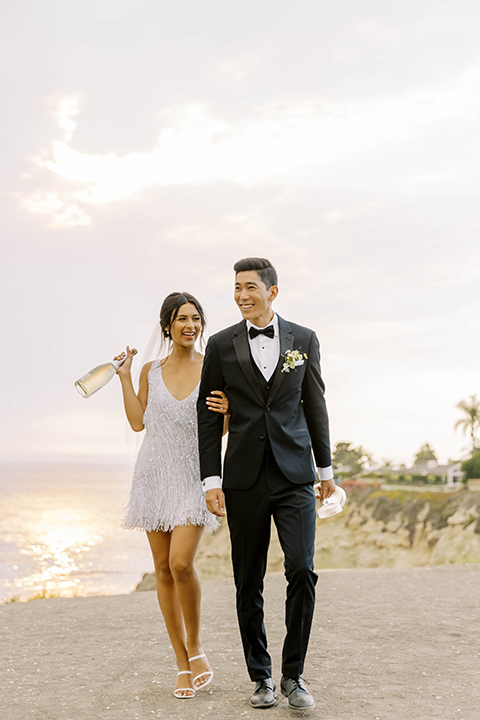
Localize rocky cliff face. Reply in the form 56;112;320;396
311;487;480;570
135;489;480;591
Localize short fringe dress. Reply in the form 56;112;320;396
122;359;218;533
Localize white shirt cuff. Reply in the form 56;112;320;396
317;466;334;481
202;475;222;492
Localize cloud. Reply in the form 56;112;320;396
18;66;480;228
20;190;90;228
354;20;394;44
322;201;381;225
53;96;80;142
406;172;456;185
215;54;259;80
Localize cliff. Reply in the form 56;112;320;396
135;487;480;591
312;486;480;569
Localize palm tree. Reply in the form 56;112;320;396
455;394;480;452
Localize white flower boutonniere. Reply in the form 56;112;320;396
281;349;308;373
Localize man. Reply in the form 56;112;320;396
197;257;334;709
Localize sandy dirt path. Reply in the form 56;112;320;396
1;565;479;720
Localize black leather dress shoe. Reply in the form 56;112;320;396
280;676;315;709
250;678;277;708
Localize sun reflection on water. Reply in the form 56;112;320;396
1;464;153;603
14;508;102;599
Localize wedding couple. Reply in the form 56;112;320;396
118;257;334;709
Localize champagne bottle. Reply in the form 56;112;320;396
75;349;137;398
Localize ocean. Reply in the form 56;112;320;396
0;462;154;603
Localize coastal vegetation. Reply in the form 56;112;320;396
3;588;78;605
332;441;372;475
332;391;480;486
462;450;480;480
455;393;480;452
414;442;437;464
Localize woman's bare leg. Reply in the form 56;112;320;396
169;523;212;688
146;530;194;697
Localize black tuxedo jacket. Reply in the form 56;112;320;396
197;315;331;490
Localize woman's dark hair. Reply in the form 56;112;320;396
159;292;206;342
233;257;278;289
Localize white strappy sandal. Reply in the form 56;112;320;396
188;653;213;690
173;670;195;699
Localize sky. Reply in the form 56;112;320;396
1;0;479;467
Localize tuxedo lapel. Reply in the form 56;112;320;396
266;318;294;406
232;321;265;404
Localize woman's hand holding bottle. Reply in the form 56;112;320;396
75;348;137;398
113;346;135;377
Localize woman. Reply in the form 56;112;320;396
116;292;228;699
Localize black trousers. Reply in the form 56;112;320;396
223;447;317;681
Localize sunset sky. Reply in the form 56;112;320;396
2;0;479;467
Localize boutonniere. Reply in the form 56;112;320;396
281;349;308;373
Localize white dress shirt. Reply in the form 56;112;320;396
246;314;280;380
202;313;333;490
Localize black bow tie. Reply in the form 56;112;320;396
249;325;274;340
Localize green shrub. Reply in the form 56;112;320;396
461;451;480;480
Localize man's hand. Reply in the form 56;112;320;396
314;478;336;503
205;488;225;517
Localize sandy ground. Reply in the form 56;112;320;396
1;565;479;720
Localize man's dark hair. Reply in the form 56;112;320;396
233;257;278;289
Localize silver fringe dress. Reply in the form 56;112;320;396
122;359;218;533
